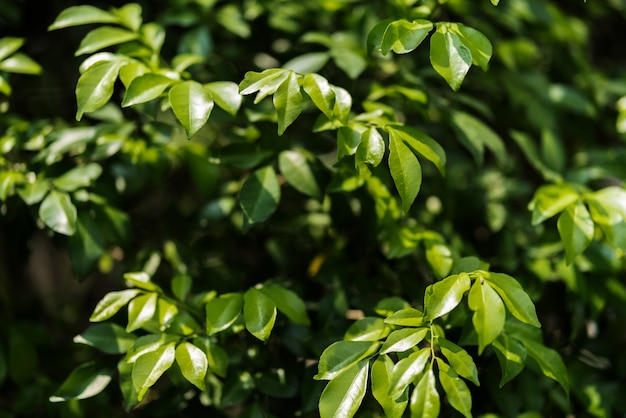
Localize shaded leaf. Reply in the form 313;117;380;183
437;359;472;418
279;149;322;200
388;130;422;213
492;333;527;387
450;110;506;166
240;165;281;230
52;163;102;192
49;362;113;402
388;125;446;176
243;287;277;341
259;284;310;326
73;323;135;354
39;190;77;235
356;127;385;167
522;338;569;394
453;24;492;71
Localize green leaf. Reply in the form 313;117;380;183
283;52;330;74
169;80;214;138
384;308;424;327
315;340;380;380
366;19;394;53
468;278;505;353
132;342;176;400
492;333;527;387
522;338;569;393
557;201;594;264
430;25;472;91
204;81;242;116
122;73;173;107
273;71;302;135
452;24;493;71
195;337;228;378
73;323;135;354
484;272;541;328
410;367;440;418
117;357;139;411
278;149;322;200
337;126;362;160
356;127;385;167
344;317;391;342
126;293;158;332
438;338;479;386
331;47;367;79
124;272;163;292
380;327;429;354
424;273;471;321
528;183;580;225
0;37;24;62
0;52;41;74
425;240;453;279
39;190;78;235
49;362;113;402
243;287;277;341
90;289;141;322
437;359;472;418
319;360;369;418
258;284;310;326
389;347;431;396
175;342;208;391
172;274;192;301
239;68;289;103
388;130;422;213
75;59;126;120
75;27;138;56
49;5;119;30
239;165;281;230
381;19;433;55
450;111;506;166
585;186;626;251
52;163;102;192
112;3;143;32
332;86;352;123
126;334;180;363
372;355;408;418
303;73;335;119
205;293;243;334
387;125;446;176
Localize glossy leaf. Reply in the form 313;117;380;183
388;125;446;176
122;73;173;107
356;127;384;167
126;334;179;363
389;347;431;396
75;27;138;56
344;317;391;342
315;340;380;381
132;342;176;400
558;201;594;263
303;73;335;119
452;24;493;71
239;68;289;103
259;284;310;326
424;273;471;321
278;149;322;200
484;272;541;328
450;110;506;166
48;5;119;30
124;271;163;293
0;53;41;74
112;3;142;32
126;293;158;332
196;337;228;378
337;126;362;160
172;274;192;301
438;338;479;386
380;327;429;354
39;190;77;235
90;289;141;322
492;333;527;387
319;360;369;418
437;359;472;418
243;287;277;341
425;241;453;278
175;342;208;391
76;59;126;120
528;183;580;225
522;338;569;393
49;362;113;402
52;163;102;192
273;71;302;134
205;293;243;334
169;80;214;138
388;130;422;213
372;355;408;418
410;367;440;418
205;81;242;115
240;165;281;230
585;186;626;251
468;278;505;353
384;308;424;327
0;37;24;62
332;86;352;122
73;323;135;354
381;19;433;55
430;25;472;91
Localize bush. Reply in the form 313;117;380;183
1;0;625;417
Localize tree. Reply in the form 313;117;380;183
1;0;625;417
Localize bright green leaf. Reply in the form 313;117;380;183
410;367;440;418
388;130;422;213
205;81;242;115
0;37;24;61
73;323;135;354
452;24;493;71
437;359;472;418
175;342;208;391
122;73;173;107
126;334;179;363
126;293;158;332
75;27;138;56
387;125;446;176
372;355;408;418
356;127;385;167
344;317;391;342
381;19;433;55
389;347;431;396
468;278;505;353
239;68;289;103
528;183;580;225
49;362;113;402
243;287;277;341
75;59;126;120
380;327;429;354
425;241;453;279
319;360;369;418
430;25;472;91
169;80;214;138
48;5;119;30
484;272;541;328
132;342;176;400
52;163;102;192
112;3;143;32
39;190;78;235
315;340;380;381
240;165;281;230
273;71;302;135
438;338;479;386
205;293;243;334
195;337;228;378
303;73;335;119
123;271;163;292
172;274;192;301
259;284;311;326
424;273;471;321
384;308;424;327
0;53;42;74
90;289;141;322
332;86;352;123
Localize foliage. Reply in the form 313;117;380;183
1;0;626;417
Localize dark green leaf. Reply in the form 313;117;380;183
437;359;472;418
132;342;176;400
172;274;192;301
484;272;541;328
39;190;77;235
259;284;310;326
438;338;479;386
73;323;135;354
585;186;626;251
169;80;214;138
380;327;429;354
49;362;113;402
424;273;471;321
75;27;138;56
205;293;243;334
90;289;141;322
117;357;139;411
122;73;173;107
315;340;380;380
175;342;208;391
243;287;277;341
381;19;433;55
522;338;569;393
388;130;422;213
279;149;322;200
240;165;281;230
468;278;505;353
410;367;440;418
430;25;472;91
450;111;506;166
337;126;362;160
372;355;408;418
492;333;527;387
319;360;369;418
52;163;102;192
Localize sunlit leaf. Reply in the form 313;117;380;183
424;273;471;321
169;80;214;138
76;59;126;120
132;342;176;400
49;5;119;30
437;359;472;418
175;342;208;391
319;360;369;418
380;327;429;354
483;272;541;328
381;19;433;55
75;27;138;56
205;293;243;334
468;278;505;353
315;340;380;381
372;355;408;418
430;25;471;91
388;130;422;213
49;362;113;402
243;287;277;341
39;190;77;235
90;289;141;322
122;73;174;107
259;284;311;326
274;71;302;134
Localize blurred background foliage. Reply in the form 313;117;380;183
1;0;625;417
